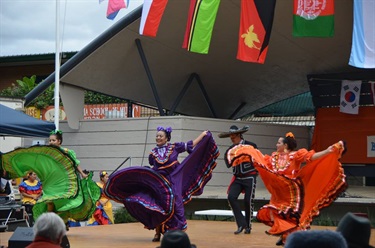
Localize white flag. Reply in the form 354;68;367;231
340;80;362;114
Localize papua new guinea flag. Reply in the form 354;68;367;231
182;0;221;54
236;0;276;63
293;0;334;37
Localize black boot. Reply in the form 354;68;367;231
234;226;244;234
276;237;284;246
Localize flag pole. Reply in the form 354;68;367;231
54;0;61;130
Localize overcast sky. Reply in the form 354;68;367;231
0;0;143;57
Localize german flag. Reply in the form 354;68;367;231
236;0;276;64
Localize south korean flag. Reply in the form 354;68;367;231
340;80;362;115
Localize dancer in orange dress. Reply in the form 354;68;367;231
225;132;347;246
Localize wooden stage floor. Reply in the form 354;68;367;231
1;220;375;248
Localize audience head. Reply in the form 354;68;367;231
285;230;347;248
49;130;63;146
33;212;66;245
336;212;374;248
283;132;297;151
157;230;196;248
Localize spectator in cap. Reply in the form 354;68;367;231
157;230;196;248
336;212;374;248
285;230;348;248
219;125;258;235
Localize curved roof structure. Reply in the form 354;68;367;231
26;1;371;119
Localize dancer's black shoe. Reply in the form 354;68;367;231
276;237;284;246
152;233;161;242
244;227;251;234
234;226;244;234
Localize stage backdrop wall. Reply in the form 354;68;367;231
24;116;311;193
312;107;375;164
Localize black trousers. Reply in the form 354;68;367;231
227;175;257;229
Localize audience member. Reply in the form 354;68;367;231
19;171;43;225
336;212;374;248
285;230;348;248
19;171;42;205
157;230;196;248
26;212;66;248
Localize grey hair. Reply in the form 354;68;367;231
33;212;66;242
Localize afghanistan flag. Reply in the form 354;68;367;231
349;0;375;68
139;0;169;37
237;0;276;63
293;0;334;37
182;0;221;54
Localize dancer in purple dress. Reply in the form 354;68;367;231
104;126;219;242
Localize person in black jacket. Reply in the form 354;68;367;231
219;125;258;235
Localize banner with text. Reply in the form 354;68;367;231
367;136;375;158
37;103;141;121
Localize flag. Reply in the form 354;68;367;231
293;0;334;37
340;80;362;115
139;0;168;37
348;0;375;69
236;0;276;63
182;0;221;54
370;81;375;105
107;0;128;20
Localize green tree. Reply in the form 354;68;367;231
0;75;127;107
0;75;54;109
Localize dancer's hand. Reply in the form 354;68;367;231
327;145;335;153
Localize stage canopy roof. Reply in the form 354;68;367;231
0;104;55;137
26;0;374;120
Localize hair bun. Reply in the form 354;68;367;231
285;132;295;139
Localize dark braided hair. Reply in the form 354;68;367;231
50;130;63;144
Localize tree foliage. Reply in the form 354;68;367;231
0;75;126;108
0;75;54;109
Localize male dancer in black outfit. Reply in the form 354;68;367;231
219;125;258;235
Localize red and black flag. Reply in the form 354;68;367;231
237;0;276;63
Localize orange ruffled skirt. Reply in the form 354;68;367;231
226;143;347;237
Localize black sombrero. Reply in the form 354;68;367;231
218;125;249;138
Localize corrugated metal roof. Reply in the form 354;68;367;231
0;52;77;66
245;92;315;117
242;92;315;126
